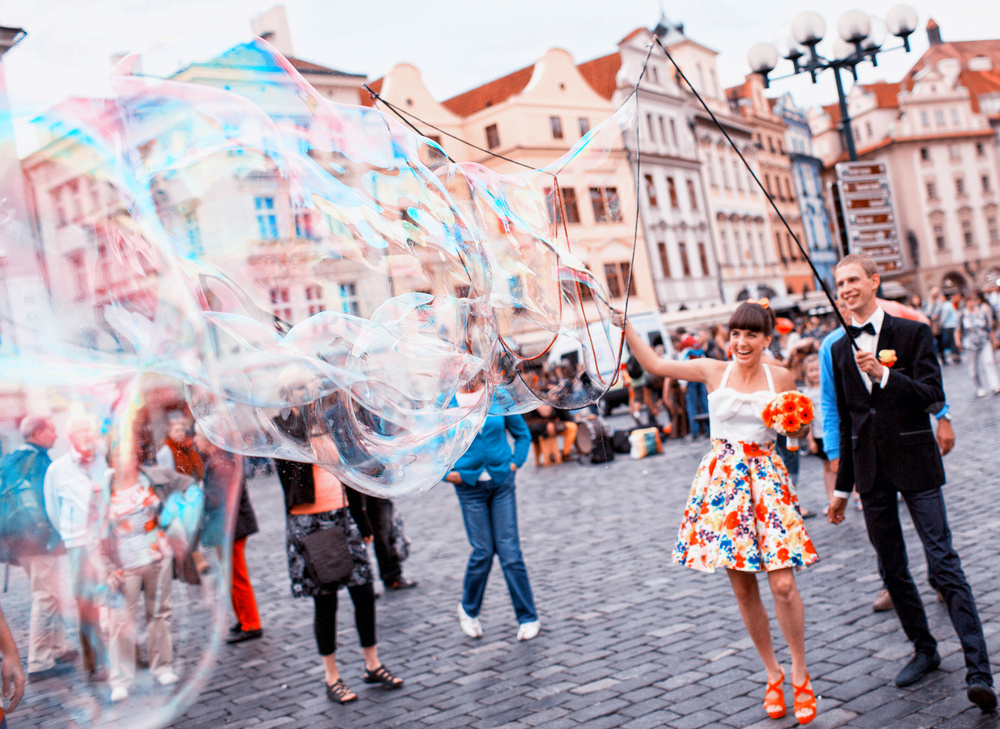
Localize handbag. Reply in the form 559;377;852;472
300;486;355;586
390;508;411;563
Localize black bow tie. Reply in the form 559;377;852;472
847;322;876;338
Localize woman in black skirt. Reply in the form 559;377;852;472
273;369;403;704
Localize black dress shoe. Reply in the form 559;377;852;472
895;650;941;687
968;679;998;712
226;627;263;644
386;577;418;590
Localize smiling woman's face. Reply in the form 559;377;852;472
729;327;770;364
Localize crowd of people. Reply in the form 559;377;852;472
0;255;996;725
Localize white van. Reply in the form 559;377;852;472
543;310;673;378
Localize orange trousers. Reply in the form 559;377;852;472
231;538;261;632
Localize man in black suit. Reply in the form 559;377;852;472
828;254;995;711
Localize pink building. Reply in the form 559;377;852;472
811;20;1000;296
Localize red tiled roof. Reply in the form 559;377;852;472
620;27;646;44
859;82;900;108
822;103;841;126
927;17;939;30
359;77;382;107
577;52;621;100
442;64;535;116
899;38;1000;115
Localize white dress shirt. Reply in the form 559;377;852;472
834;307;892;500
851;307;892;393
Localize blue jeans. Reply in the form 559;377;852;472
685;382;709;435
453;475;537;624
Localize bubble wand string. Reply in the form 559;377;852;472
653;36;858;351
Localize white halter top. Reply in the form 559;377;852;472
707;362;777;443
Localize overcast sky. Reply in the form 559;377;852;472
2;0;998;153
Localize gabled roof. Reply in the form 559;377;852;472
900;37;1000;113
821;103;841;127
859;82;900;109
286;55;364;78
441;64;535;116
359;77;382;107
577;52;621;101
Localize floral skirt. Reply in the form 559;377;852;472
673;439;819;573
285;508;372;598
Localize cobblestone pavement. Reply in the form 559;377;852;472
7;365;1000;728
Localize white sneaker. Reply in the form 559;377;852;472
516;620;540;641
457;604;483;638
977;389;988;397
110;686;129;703
155;670;179;686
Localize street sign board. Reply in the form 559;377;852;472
834;161;904;274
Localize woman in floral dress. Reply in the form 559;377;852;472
615;301;819;725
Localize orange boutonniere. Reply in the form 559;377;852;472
878;349;897;368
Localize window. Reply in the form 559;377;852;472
485;124;500;150
578;117;590;136
949;144;961;161
546;186;581;225
697;241;709;276
650;66;659;84
686;179;698;211
589;187;622;223
645;175;658;208
68;252;86;301
768;136;775;153
68;180;82;221
255;197;278;239
658;116;667;146
956;178;966;196
273;308;292;323
920;111;930;127
977;142;985;157
778;139;784;154
89;179;101;212
294;211;313;239
183;208;201;253
52;189;66;227
926;181;938;200
935;110;945;126
308;304;325;316
269;286;289;304
339;282;361;316
677;242;691;276
603;262;637;298
866;121;873;138
983;175;991;193
560;187;580;223
707;149;718;187
764;173;773;196
666;177;679;209
987;210;999;245
657;242;671;277
646;114;656;142
550;116;563;139
305;284;322;300
734;160;743;191
934;223;946;251
962;218;974;248
719;230;729;264
920;147;930;162
785;178;795;202
787;233;798;260
951;108;959;125
721;153;730;188
669;118;679;147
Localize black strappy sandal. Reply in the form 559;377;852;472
363;664;404;690
326;678;358;704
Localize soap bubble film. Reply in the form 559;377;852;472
0;34;637;726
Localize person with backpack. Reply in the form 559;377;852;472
0;415;77;681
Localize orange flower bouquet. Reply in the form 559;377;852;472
761;390;815;451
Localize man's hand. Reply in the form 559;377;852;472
936;419;955;456
2;649;25;713
444;471;462;484
854;350;885;381
510;463;517;472
827;496;847;525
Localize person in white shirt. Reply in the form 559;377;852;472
43;416;110;681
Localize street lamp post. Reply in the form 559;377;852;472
746;5;919;162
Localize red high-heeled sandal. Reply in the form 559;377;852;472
793;673;817;725
764;669;786;719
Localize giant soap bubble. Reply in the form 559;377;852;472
0;34;638;726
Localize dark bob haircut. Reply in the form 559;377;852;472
728;301;776;336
